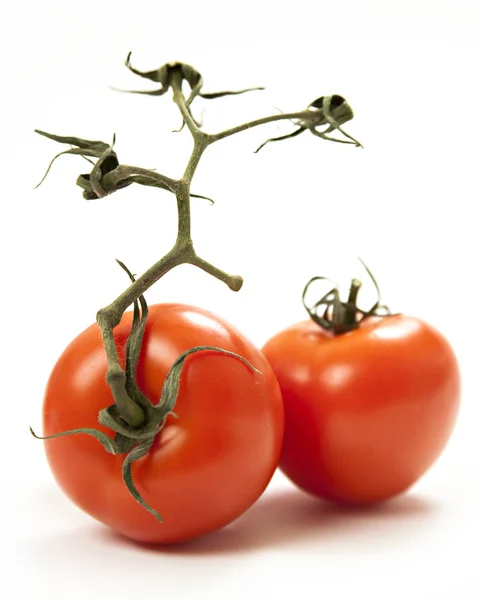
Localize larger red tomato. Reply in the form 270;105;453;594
42;304;284;543
262;314;460;504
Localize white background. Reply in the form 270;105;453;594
2;1;481;598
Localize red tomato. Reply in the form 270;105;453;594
262;314;460;504
42;304;284;543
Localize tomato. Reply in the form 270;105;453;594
42;303;284;543
262;314;460;504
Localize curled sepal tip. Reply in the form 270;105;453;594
29;426;119;455
122;437;162;523
157;345;262;418
314;95;363;148
254;127;305;153
199;86;265;100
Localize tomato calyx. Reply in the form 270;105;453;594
121;53;264;103
302;259;392;335
34;129;214;203
254;94;362;153
31;344;261;523
117;54;264;132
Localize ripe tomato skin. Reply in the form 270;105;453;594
43;304;284;544
262;314;460;504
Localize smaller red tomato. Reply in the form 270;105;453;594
262;276;461;505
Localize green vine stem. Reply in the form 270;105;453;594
73;57;358;427
33;55;362;516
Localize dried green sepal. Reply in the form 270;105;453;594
30;426;119;454
255;94;362;152
36;129;214;202
34;130;115;189
122;437;160;521
121;53;263;109
35;130;119;196
254;127;305;153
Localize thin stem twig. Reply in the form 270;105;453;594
96;79;242;424
209;110;316;142
171;72;202;136
188;255;243;291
